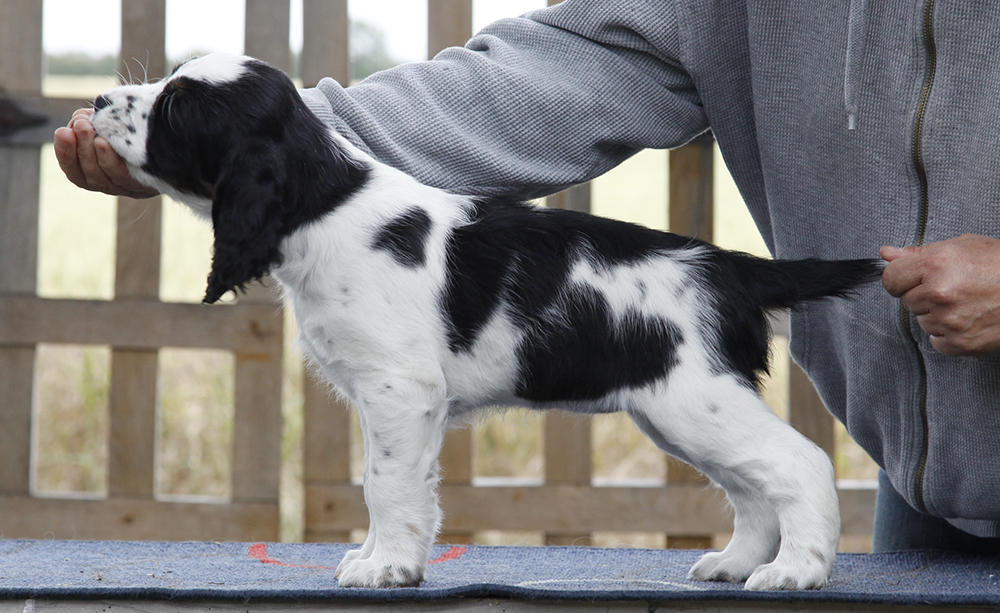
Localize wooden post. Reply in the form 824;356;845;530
668;132;714;241
427;0;473;58
108;195;162;498
543;412;592;545
230;284;283;511
303;370;353;543
107;0;166;500
245;0;291;71
302;0;349;88
789;364;835;458
300;0;354;543
544;183;594;546
0;0;43;496
665;132;714;549
228;0;289;538
426;0;476;544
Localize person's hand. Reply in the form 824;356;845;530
881;234;1000;358
53;108;159;199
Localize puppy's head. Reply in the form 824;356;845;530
92;53;367;303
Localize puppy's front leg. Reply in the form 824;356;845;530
335;376;448;588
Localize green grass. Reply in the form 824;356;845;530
32;76;877;548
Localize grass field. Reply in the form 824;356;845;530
31;75;878;546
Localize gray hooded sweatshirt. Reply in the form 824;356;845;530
301;0;1000;536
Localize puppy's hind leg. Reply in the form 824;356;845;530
334;375;448;588
631;410;781;583
630;375;839;590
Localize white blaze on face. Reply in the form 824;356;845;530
172;53;249;85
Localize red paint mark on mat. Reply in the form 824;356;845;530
248;543;337;570
248;543;467;570
429;546;467;564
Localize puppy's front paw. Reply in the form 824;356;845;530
688;551;759;584
335;552;424;588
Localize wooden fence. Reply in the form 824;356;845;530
0;0;875;546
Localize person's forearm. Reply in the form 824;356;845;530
312;0;708;199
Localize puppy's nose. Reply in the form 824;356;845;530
93;95;111;111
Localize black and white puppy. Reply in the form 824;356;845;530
91;54;880;590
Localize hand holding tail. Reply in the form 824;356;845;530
881;234;1000;358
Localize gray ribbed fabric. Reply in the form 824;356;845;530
302;0;1000;535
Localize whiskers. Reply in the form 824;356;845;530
116;53;160;86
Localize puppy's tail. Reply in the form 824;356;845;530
737;255;884;310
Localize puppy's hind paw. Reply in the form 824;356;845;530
743;559;830;591
335;553;425;588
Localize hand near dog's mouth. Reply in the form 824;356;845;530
54;109;159;200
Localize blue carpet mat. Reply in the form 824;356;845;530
0;540;998;605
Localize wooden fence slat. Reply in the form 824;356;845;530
789;363;836;458
0;495;277;541
0;150;39;496
303;370;353;543
0;0;43;95
668;132;715;241
0;348;34;494
109;0;166;505
438;428;474;544
109;196;162;497
666;134;715;548
231;282;284;504
120;0;166;80
427;0;473;58
240;0;290;508
231;353;284;502
309;483;733;535
540;142;596;545
308;483;876;537
299;0;352;544
0;296;283;354
302;0;349;87
0;0;43;497
108;350;158;498
544;412;592;545
423;0;475;546
114;197;162;299
245;0;292;71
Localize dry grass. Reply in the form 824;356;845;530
30;76;878;547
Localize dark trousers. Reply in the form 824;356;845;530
873;470;1000;554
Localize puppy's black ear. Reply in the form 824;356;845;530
203;146;285;304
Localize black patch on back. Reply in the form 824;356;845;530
442;199;693;400
516;286;683;402
442;198;695;353
371;208;432;268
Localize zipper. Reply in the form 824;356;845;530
903;0;937;513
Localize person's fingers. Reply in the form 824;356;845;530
879;245;907;262
53;126;91;190
69;107;93;129
71;117;118;193
93;137;159;198
94;136;131;184
881;248;925;298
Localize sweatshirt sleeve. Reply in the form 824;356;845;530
304;0;708;199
